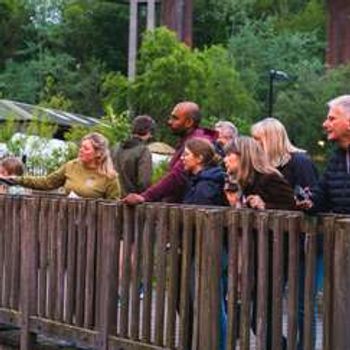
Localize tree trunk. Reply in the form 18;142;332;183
128;0;138;80
327;0;350;67
161;0;192;46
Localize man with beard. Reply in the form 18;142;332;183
123;101;217;204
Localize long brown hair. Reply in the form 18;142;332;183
226;136;281;187
81;132;116;179
184;138;220;167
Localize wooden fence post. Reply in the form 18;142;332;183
303;216;317;350
197;210;223;350
240;211;253;349
322;215;336;350
331;218;350;349
287;214;302;350
97;202;120;350
256;212;269;350
20;197;39;350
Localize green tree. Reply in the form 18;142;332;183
228;16;325;115
58;0;129;72
193;0;236;47
0;0;30;69
274;64;350;159
104;28;257;141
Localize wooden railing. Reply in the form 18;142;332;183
0;195;349;349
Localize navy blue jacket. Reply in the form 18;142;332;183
312;146;350;214
279;152;318;189
183;166;226;206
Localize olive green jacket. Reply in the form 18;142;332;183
16;159;121;200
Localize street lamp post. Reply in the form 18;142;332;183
268;69;290;117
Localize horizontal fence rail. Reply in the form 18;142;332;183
0;194;348;349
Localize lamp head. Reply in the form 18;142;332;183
270;69;290;81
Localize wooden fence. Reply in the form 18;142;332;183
0;194;349;350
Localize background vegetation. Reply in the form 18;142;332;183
0;0;348;165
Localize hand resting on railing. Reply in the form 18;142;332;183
246;194;266;210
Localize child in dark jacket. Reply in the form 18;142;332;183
181;138;227;350
182;137;226;206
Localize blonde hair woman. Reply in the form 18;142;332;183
224;136;295;210
251;117;318;190
0;132;121;199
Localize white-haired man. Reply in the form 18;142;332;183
214;120;238;157
307;95;350;213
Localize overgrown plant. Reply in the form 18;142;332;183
94;105;131;146
0;110;75;174
63;105;131;147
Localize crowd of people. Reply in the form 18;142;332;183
0;95;350;348
0;95;348;212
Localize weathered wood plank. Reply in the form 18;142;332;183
154;206;168;346
271;215;284;350
141;206;156;343
3;197;13;307
84;200;97;329
192;209;204;350
226;210;240;350
97;203;120;350
120;205;134;337
323;215;335;350
240;211;253;350
165;207;180;348
0;197;5;306
178;208;194;350
198;210;223;350
37;198;49;317
287;215;301;350
65;200;78;324
130;205;144;340
256;212;269;350
55;199;67;322
303;217;317;350
47;199;59;320
75;201;87;327
10;197;21;309
20;197;39;349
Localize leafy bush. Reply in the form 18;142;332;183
103;27;257;142
0;112;76;174
94;105;131;146
274;63;350;160
151;159;169;184
228;17;325;115
64;105;131;148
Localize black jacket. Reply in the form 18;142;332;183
244;172;295;210
183;166;226;206
279;152;318;189
112;137;152;196
312;146;350;214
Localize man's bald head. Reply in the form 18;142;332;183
168;101;202;135
173;102;202;126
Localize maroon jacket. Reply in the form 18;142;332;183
142;127;217;202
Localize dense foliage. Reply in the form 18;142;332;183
0;0;348;162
